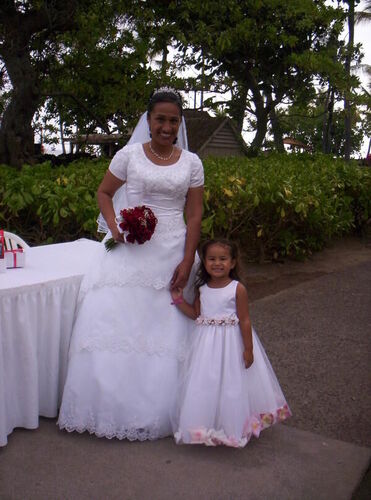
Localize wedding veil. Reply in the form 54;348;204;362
97;112;189;233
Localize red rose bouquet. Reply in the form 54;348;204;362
105;205;158;251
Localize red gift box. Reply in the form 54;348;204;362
5;248;25;268
0;230;26;268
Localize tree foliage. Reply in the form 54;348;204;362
0;0;88;166
0;0;155;166
171;0;350;155
0;0;369;166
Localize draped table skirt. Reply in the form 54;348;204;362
0;239;100;446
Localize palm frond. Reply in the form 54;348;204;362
355;1;371;23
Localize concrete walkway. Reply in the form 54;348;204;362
1;259;370;499
1;420;369;500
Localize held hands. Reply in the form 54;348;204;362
170;287;184;305
243;349;254;369
171;260;192;290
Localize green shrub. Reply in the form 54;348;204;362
202;153;370;260
1;154;370;259
0;159;108;245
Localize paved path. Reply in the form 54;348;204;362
0;420;369;500
250;260;371;448
0;259;370;499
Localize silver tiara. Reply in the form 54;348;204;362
153;86;180;98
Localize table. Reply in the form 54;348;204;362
0;238;100;446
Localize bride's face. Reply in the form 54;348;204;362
147;102;181;148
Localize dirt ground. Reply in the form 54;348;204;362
243;236;371;303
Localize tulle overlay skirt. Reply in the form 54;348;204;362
172;325;291;448
58;221;197;440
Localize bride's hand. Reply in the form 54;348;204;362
171;260;192;290
109;225;126;243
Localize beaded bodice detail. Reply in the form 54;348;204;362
78;143;204;299
196;281;239;325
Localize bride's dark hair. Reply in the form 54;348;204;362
147;87;183;116
195;238;243;288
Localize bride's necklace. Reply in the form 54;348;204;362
149;142;174;161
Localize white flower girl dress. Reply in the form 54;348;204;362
173;280;291;447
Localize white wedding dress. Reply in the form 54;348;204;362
58;142;204;440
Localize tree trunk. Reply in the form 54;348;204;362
229;83;248;134
0;1;79;167
0;49;41;168
248;107;270;157
322;86;335;154
269;104;284;152
244;71;274;156
247;88;272;157
161;44;168;80
344;0;355;161
59;112;66;155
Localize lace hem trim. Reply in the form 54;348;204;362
78;274;172;300
195;314;239;326
174;404;292;447
71;336;187;360
59;422;164;441
58;417;164;441
58;400;167;441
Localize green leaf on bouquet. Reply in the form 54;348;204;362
104;237;117;252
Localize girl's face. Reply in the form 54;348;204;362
147;102;181;148
204;243;236;281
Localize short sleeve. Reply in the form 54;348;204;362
108;146;130;181
190;155;204;188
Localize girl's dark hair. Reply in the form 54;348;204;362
195;238;243;288
147;88;183;116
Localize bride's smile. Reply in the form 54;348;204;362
148;101;181;151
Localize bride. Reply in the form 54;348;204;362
58;88;204;440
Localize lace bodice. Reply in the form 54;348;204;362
79;143;204;298
109;143;203;218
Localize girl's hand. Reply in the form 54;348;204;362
243;349;254;369
170;260;192;290
170;287;183;303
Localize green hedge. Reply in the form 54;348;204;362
202;154;371;260
0;159;108;245
1;154;370;260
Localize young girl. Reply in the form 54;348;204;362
170;238;291;448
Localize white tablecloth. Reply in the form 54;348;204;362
0;238;100;446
